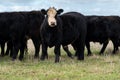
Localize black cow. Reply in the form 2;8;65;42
15;11;45;59
54;15;120;56
40;7;87;62
0;12;26;60
0;11;44;61
85;15;120;55
103;16;120;54
5;38;28;57
85;16;110;55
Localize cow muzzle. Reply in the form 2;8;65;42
48;17;57;27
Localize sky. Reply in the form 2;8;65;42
0;0;120;15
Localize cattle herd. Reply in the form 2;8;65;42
0;7;120;63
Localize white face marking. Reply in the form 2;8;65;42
47;8;57;27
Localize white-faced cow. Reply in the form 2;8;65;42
40;7;87;63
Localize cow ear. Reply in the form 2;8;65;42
41;9;46;15
57;9;64;14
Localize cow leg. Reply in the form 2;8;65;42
5;41;12;56
73;38;85;60
19;41;26;61
70;44;77;56
31;38;40;58
76;32;86;60
10;47;13;57
112;44;117;54
19;47;24;61
24;43;28;55
111;40;118;54
62;46;73;58
99;40;109;55
1;42;5;57
23;39;28;55
12;42;20;61
74;43;84;60
5;41;13;57
40;43;48;60
113;47;116;54
115;46;119;51
86;41;92;56
54;45;61;63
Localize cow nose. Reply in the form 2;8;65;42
51;22;55;26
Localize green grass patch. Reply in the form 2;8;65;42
0;47;120;80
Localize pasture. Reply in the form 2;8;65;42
0;40;120;80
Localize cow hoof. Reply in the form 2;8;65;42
87;53;92;56
68;55;74;59
34;55;39;59
19;57;23;61
112;52;117;55
67;54;74;59
77;57;84;60
74;53;77;57
0;54;5;57
99;53;104;55
70;56;74;59
5;53;9;56
55;56;60;63
10;55;13;58
55;59;59;63
12;58;16;61
45;55;48;59
40;57;45;61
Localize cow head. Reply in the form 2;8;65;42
41;7;64;27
